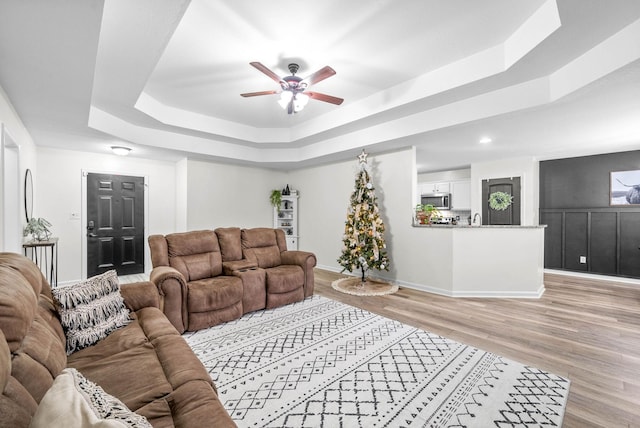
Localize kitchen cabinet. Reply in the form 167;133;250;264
420;180;470;210
420;181;450;194
273;194;298;250
451;180;470;210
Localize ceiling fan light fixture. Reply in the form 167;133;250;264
278;90;293;109
293;93;309;112
242;62;344;115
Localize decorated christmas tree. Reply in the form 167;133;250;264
337;150;390;283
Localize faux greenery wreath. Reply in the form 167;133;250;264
488;191;513;211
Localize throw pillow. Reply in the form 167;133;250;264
52;270;131;355
30;368;152;428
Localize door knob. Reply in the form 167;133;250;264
87;233;97;238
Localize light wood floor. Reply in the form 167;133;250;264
314;269;640;428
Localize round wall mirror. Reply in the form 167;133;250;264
24;169;33;222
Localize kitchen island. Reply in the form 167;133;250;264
406;224;546;297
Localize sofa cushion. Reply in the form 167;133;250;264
30;368;152;428
252;246;282;269
265;265;305;294
0;263;40;353
1;254;67;410
166;230;223;280
67;309;175;412
241;228;282;268
215;227;243;261
52;270;131;355
187;276;243;313
167;380;235;427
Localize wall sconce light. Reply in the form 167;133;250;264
111;146;132;156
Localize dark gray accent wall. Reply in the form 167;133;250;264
539;150;640;279
540;150;640;209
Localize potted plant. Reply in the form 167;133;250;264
415;204;440;225
23;217;52;241
270;189;282;208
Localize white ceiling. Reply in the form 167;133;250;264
0;0;639;173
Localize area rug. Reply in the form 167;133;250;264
184;295;569;427
331;276;399;296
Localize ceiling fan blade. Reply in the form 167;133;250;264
303;66;336;86
307;91;344;105
249;62;283;84
240;90;278;97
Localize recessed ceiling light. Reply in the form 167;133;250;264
111;146;132;156
479;137;492;144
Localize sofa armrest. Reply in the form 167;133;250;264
149;266;189;334
120;281;160;312
222;259;257;275
281;251;317;297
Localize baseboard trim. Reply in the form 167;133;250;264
316;265;545;298
544;269;640;285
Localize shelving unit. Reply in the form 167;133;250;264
273;194;298;250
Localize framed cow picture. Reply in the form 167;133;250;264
610;170;640;206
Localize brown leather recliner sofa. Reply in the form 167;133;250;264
148;227;316;333
0;252;236;428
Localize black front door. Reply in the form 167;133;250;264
87;173;144;277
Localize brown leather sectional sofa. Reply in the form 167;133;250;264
0;252;236;427
148;227;317;333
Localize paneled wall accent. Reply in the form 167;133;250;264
540;208;640;278
540;150;640;279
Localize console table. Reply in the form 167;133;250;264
22;237;58;287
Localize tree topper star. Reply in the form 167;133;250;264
357;149;369;164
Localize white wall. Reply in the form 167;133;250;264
175;158;188;231
418;168;471;183
36;147;178;282
470;156;539;225
185;159;286;230
0;85;37;251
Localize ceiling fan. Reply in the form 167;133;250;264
241;62;344;114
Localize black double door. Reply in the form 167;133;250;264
86;173;144;277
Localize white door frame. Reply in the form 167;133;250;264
1;124;22;253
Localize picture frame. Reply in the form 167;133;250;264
610;170;640;206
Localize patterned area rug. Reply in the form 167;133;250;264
184;296;569;427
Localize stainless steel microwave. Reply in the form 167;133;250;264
421;193;451;210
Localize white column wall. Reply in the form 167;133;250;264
470;156;540;225
0;85;37;251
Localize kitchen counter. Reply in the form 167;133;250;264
403;224;545;297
